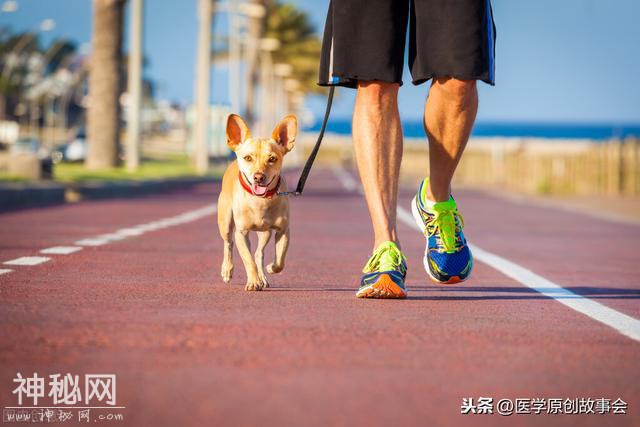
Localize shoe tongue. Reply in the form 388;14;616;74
379;251;397;271
363;241;398;273
252;183;268;196
377;242;400;271
437;212;457;252
376;241;396;251
432;197;456;213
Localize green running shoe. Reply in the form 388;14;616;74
411;178;473;284
356;241;408;299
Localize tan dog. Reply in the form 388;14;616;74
217;114;296;291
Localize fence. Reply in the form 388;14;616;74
297;134;640;196
447;138;640;196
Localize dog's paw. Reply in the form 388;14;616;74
266;262;283;274
244;278;265;291
221;263;233;283
258;272;270;288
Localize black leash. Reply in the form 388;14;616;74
278;86;335;197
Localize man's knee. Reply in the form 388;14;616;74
432;77;477;101
356;80;399;104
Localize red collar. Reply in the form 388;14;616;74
238;171;280;198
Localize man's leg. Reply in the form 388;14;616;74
423;77;478;202
352;81;403;249
352;81;407;299
411;77;477;284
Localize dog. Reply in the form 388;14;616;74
217;114;296;291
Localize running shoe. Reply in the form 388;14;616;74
356;241;407;299
411;178;472;284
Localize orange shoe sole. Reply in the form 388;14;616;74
356;274;407;299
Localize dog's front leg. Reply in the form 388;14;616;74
235;229;264;291
267;227;289;274
218;203;234;284
255;230;272;288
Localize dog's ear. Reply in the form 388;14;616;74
271;115;297;152
226;114;250;151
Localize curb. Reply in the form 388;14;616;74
0;176;214;212
0;182;66;211
66;177;213;201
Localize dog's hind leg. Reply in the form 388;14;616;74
255;230;272;288
217;201;235;284
267;227;289;274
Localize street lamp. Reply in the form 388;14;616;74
32;40;78;145
238;2;266;19
273;63;292;120
273;63;292;77
259;37;280;52
126;0;144;172
283;78;300;92
227;0;242;114
258;37;279;135
284;77;301;114
214;1;266;118
193;0;213;175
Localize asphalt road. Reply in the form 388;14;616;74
0;168;638;426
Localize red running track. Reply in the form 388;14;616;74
0;168;638;426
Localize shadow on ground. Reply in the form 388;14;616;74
268;285;640;300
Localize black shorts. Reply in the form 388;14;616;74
318;0;496;88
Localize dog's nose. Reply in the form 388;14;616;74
253;173;266;184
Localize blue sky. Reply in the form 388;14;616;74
1;0;639;124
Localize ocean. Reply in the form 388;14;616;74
303;120;640;141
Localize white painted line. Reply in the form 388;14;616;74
115;228;144;237
0;205;217;275
332;166;359;192
134;224;159;232
95;233;127;242
74;204;217;248
75;238;110;247
396;206;419;231
0;269;12;275
4;256;51;266
40;246;82;255
335;167;640;343
467;244;640;342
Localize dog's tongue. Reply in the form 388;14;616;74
253;183;268;196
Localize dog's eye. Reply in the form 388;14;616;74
268;156;277;163
243;155;253;162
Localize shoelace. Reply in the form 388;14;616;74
425;208;465;253
363;243;405;273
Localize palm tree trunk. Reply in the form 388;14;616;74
86;0;126;170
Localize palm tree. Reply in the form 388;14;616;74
86;0;126;170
